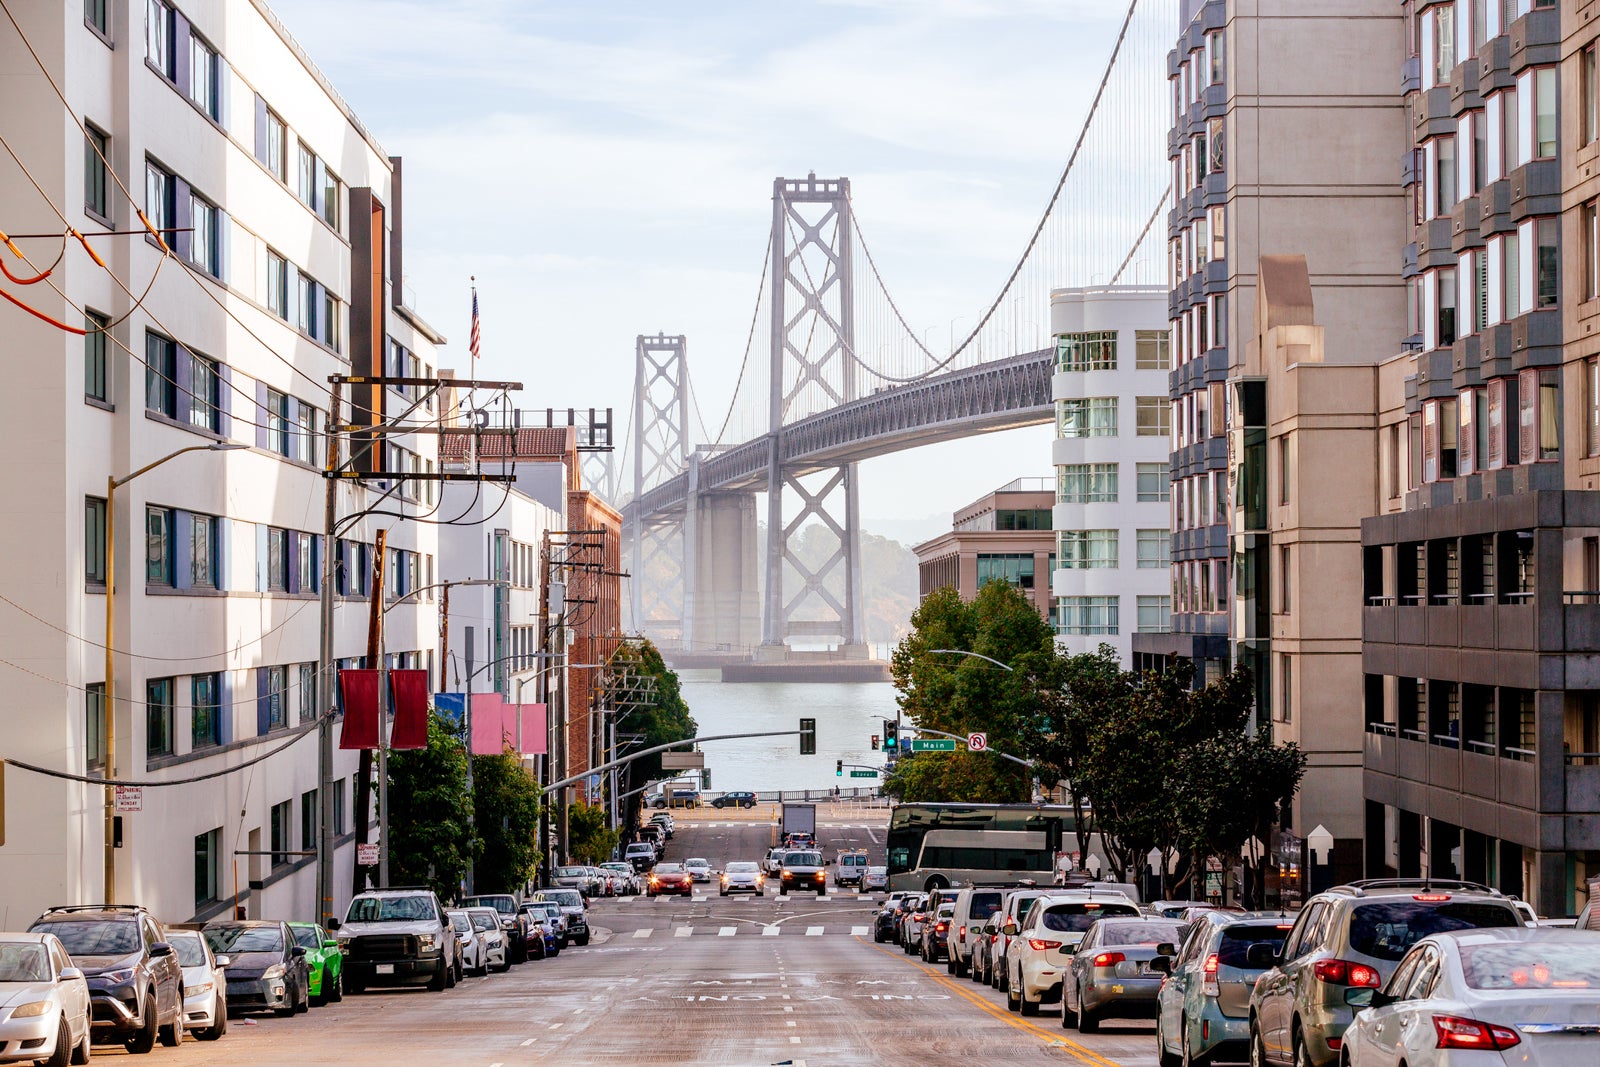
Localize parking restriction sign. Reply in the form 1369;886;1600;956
966;732;987;752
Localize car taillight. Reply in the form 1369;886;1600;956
1028;939;1062;951
958;925;966;942
1312;959;1381;987
1203;953;1219;975
935;922;948;933
913;913;927;921
1413;894;1451;902
1201;952;1220;995
1093;952;1125;968
1432;1015;1521;1051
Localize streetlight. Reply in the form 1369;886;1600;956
103;441;245;903
925;648;1014;672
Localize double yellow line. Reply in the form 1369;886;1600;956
862;939;1126;1067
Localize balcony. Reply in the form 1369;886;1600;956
1508;6;1560;75
1365;723;1397;775
1566;594;1600;653
1565;758;1600;814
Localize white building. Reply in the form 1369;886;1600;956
1050;286;1173;663
0;0;448;925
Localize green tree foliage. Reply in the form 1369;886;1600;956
605;639;696;831
387;712;474;901
471;747;543;894
567;802;620;864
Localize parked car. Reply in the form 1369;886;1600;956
648;863;695;897
0;931;92;1065
599;861;640;895
863;866;889;893
1154;911;1293;1067
684;858;713;884
899;895;932;954
875;893;913;944
463;907;511;970
530;889;590;947
1004;893;1142;1015
720;861;764;896
649;812;676;838
948;887;1006;979
638;826;667;854
286;922;342;1006
29;903;184;1053
1248;879;1524;1067
988;888;1051;992
1343;927;1600;1067
518;902;565;954
164;929;227;1041
1060;915;1185;1032
460;894;533;964
921;902;956;962
625;842;658;871
834;850;870;889
333;887;461;992
667;788;702;808
644;791;666;809
779;850;828;896
712;791;758;808
203;920;309;1017
1148;900;1213;919
552;866;601;897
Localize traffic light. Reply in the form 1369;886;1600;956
700;768;711;789
799;717;816;755
882;719;899;751
836;759;843;777
870;734;879;750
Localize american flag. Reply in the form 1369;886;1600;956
469;287;481;364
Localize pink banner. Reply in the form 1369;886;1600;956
468;695;546;756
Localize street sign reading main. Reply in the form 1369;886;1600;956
910;739;957;752
849;770;877;778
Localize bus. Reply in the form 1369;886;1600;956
886;803;1076;892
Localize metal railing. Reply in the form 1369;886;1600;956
1401;728;1427;742
1564;591;1600;604
1366;721;1397;736
1504;746;1536;762
1565;752;1600;767
1464;740;1497;756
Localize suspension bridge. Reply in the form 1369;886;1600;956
609;0;1176;673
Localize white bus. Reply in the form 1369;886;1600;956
886;803;1076;893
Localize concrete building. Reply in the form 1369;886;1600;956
1360;0;1600;917
1048;286;1174;665
0;0;446;924
913;481;1057;618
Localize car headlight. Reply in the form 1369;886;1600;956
419;934;437;952
10;1001;51;1019
261;965;286;981
98;968;137;985
184;981;213;996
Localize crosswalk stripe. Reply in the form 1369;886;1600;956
718;926;736;937
674;926;692;937
851;926;869;935
805;926;824;936
632;928;652;939
762;925;780;936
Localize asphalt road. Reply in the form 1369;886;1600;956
98;808;1162;1066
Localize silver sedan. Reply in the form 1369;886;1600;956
0;933;92;1066
719;861;765;896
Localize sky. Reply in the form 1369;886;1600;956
269;0;1127;546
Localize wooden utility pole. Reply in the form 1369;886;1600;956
350;530;387;896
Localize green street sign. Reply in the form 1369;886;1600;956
849;769;877;778
910;739;957;752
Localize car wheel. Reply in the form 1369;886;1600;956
1292;1029;1313;1067
126;996;157;1054
1020;992;1039;1017
576;933;590;947
200;1000;228;1041
159;1008;184;1045
1077;985;1100;1033
1181;1023;1206;1067
1006;977;1021;1013
328;969;343;1003
428;958;449;992
71;1022;91;1063
44;1017;72;1067
1157;1016;1183;1067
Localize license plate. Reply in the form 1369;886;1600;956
374;963;394;974
1111;984;1124;994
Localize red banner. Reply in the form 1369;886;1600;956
388;670;430;749
338;670;379;749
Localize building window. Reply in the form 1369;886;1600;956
267;388;289;455
192;672;221;748
1135;396;1170;437
1534;66;1557;159
264;665;287;731
1280;545;1292;614
146;506;172;586
300;789;319;853
1056;331;1117;372
1279;654;1293;723
1534;217;1558;309
84;311;109;402
145;332;177;416
321;168;341;230
332;778;347;834
1433;135;1456;216
1587;43;1600;147
1519;367;1560;462
267;527;289;591
86;0;108;35
191;513;217;588
1136;529;1169;569
1135;330;1170;370
189;194;220;277
188;34;219;119
189;353;219;432
1432;2;1454;86
1136;462;1170;503
299;663;316;724
85;497;107;586
1136;595;1171;633
297;532;316;591
85;683;106;775
975;554;1038;590
296;142;316;208
1057;463;1118;503
145;0;173;77
1058;530;1118;569
85;126;109;219
144;160;173;238
147;677;173;758
1501;232;1520;317
1587;358;1600;458
264;109;286;181
1057;595;1119;635
194;828;220;907
270;799;291;867
1278;436;1291;503
1057;397;1118;438
1436;267;1458;346
267;251;289;319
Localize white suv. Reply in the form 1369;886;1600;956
1003;892;1141;1016
333;888;460;993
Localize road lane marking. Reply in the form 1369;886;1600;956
786;1021;797;1027
850;926;869;935
674;926;693;937
762;926;780;936
805;926;823;936
548;1023;563;1030
718;926;736;936
632;928;653;939
862;938;1125;1067
520;1039;537;1045
783;1006;793;1013
789;1037;801;1044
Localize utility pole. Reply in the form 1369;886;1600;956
537;531;553;887
316;379;343;926
351;530;386;896
463;626;476;896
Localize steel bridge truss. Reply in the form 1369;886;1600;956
630;335;691;644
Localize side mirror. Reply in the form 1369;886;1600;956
215;955;231;969
1002;922;1019;937
1345;987;1377;1008
291;945;307;958
59;966;84;981
1149;956;1172;975
323;940;339;950
326;918;340;931
1156;942;1177;958
1245;943;1279;969
149;942;172;958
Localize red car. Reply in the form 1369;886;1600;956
648;863;694;897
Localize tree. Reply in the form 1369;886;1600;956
1023;644;1129;864
567;802;620;864
471;747;543;894
387;711;475;901
605;639;696;832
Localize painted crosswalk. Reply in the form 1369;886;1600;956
617;924;875;939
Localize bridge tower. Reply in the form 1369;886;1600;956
630;334;691;647
762;174;867;657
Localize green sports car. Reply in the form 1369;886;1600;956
288;922;344;1006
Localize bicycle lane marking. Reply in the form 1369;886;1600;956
859;938;1127;1067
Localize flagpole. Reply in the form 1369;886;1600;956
468;277;479;469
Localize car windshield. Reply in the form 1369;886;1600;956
347;896;437;923
627;845;652;853
655;864;685;873
0;943;49;982
1040;903;1140;933
686;859;709;867
167;933;206;968
601;864;630;872
555;867;587;877
471;914;499;932
462;896;514;915
537;890;583;908
968;892;1003;919
1218;924;1294;968
726;862;759;873
1099;921;1185;946
448;914;471;934
1349;902;1520;962
204;926;283;954
289;926;321;950
1460;942;1600;989
30;920;138;957
786;852;821;866
526;904;559;918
